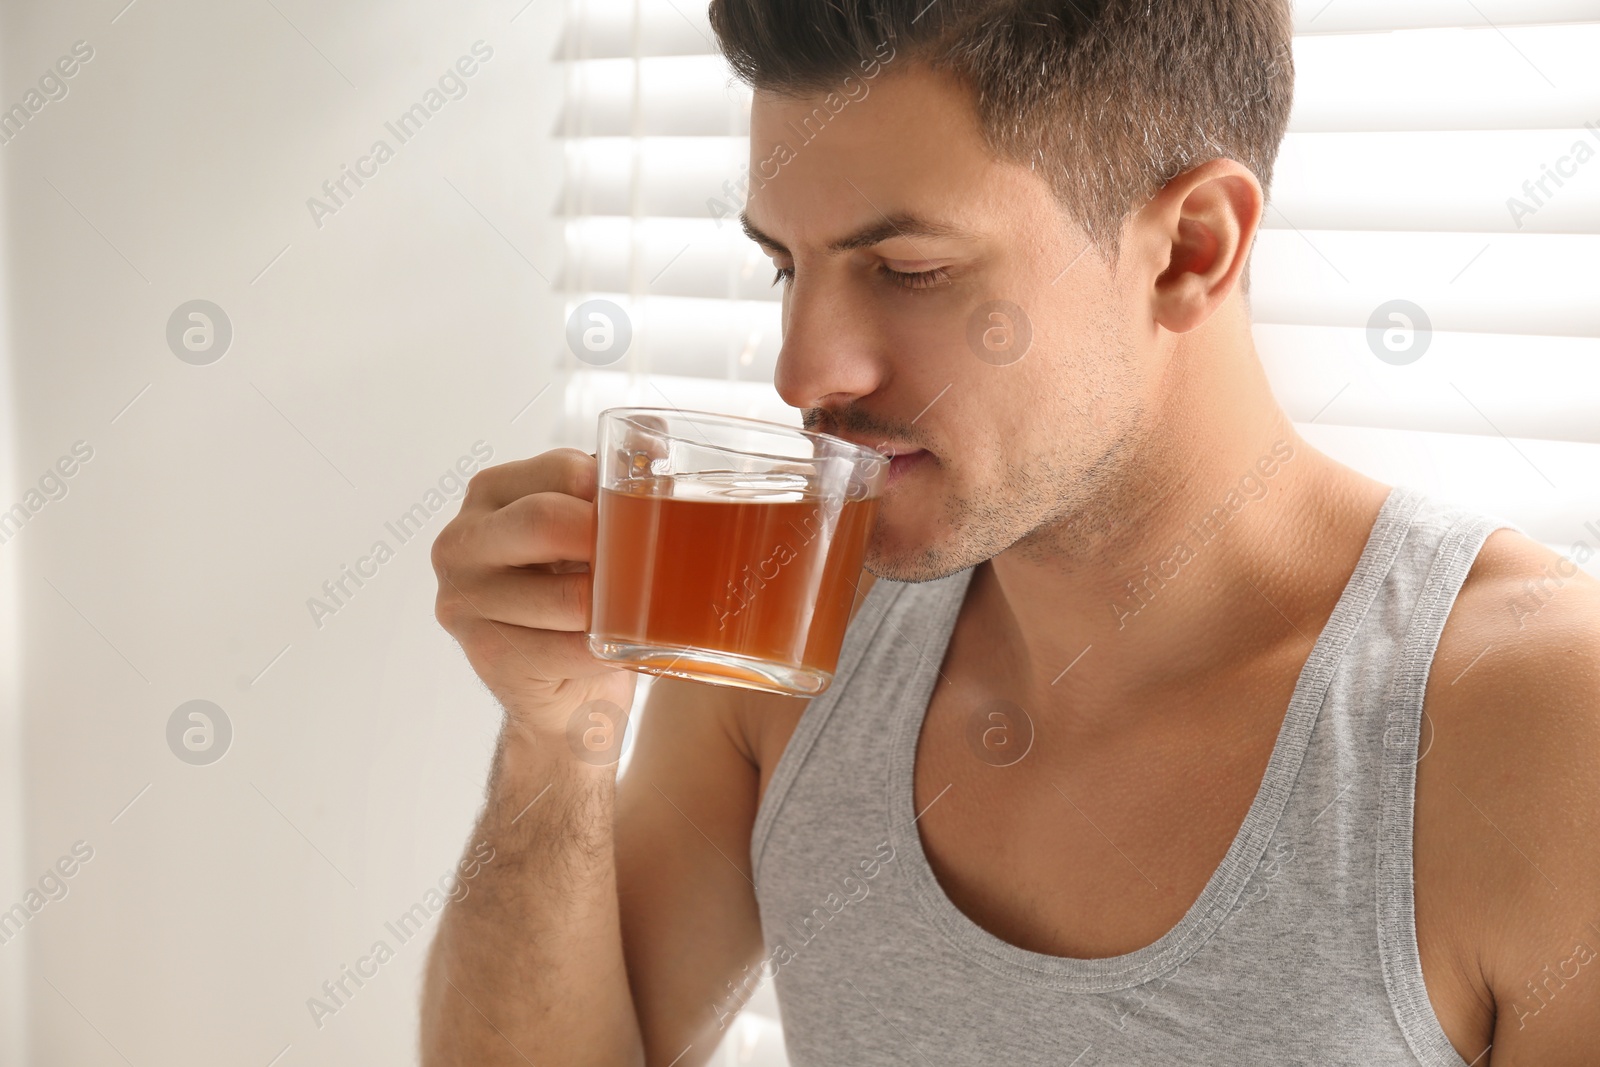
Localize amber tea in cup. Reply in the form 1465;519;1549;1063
587;407;888;697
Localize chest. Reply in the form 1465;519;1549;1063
911;677;1280;959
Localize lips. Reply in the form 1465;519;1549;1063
885;449;931;487
831;434;922;459
817;424;932;489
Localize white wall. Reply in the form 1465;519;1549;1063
1;47;29;1055
1;1;569;1062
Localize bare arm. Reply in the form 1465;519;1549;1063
616;677;777;1065
1422;530;1600;1066
420;676;773;1067
418;448;779;1065
421;726;643;1065
419;448;647;1064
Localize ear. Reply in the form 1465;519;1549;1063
1135;158;1264;334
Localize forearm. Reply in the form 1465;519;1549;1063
420;726;644;1066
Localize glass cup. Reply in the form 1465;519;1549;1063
587;406;889;697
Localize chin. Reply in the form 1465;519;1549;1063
863;520;969;584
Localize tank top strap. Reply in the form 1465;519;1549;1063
1376;498;1514;1065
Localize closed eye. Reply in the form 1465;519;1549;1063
770;264;951;290
877;264;950;290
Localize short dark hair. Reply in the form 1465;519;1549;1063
708;0;1293;265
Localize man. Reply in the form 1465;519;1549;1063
420;1;1600;1063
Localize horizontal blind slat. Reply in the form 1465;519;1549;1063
558;56;747;137
1291;23;1600;130
560;292;781;380
1292;0;1600;34
1259;324;1600;443
1249;229;1600;336
563;216;773;300
563;369;793;444
1269;129;1600;234
557;0;719;59
557;0;1600;59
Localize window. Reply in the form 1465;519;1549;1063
1263;2;1600;570
555;0;791;438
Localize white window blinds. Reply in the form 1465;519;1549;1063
556;0;1600;565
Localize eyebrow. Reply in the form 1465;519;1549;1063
739;210;976;255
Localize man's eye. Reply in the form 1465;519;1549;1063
878;265;950;290
770;264;950;289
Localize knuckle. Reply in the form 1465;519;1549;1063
555;447;598;500
433;587;468;630
429;521;457;574
463;466;497;503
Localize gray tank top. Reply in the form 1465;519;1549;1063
748;486;1507;1066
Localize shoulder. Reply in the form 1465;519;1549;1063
1426;526;1600;847
1430;523;1600;714
1426;524;1600;817
1422;523;1600;1050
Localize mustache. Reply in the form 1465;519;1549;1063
803;406;920;447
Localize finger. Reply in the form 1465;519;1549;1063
460;491;596;568
437;566;591;633
450;618;620;683
466;448;597;511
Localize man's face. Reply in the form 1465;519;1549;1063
744;62;1155;582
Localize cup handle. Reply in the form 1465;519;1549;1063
619;414;671;479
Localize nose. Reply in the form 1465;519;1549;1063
771;266;886;411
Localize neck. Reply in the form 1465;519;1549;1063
972;298;1388;726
